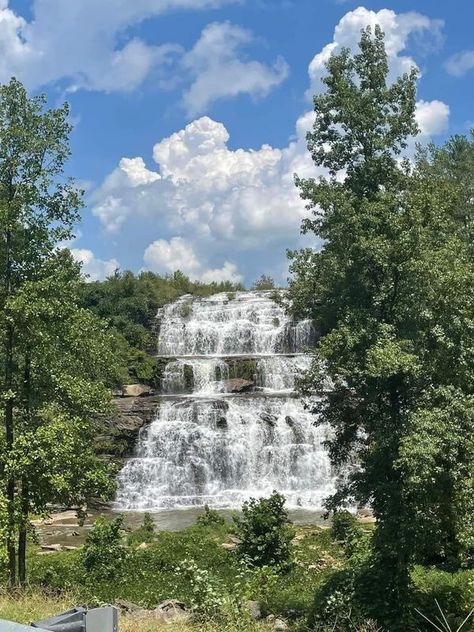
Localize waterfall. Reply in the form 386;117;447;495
116;291;335;510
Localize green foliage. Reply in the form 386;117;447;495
179;300;193;318
26;521;344;623
412;567;474;631
331;511;358;542
251;275;276;291
0;78;119;585
82;515;127;580
288;25;474;629
227;359;257;382
127;512;156;546
197;505;226;527
233;492;295;571
417;601;473;632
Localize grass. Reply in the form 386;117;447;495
0;589;269;631
0;589;78;625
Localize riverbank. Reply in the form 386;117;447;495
33;506;338;548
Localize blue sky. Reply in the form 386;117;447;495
3;0;474;285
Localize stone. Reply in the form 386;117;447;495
137;542;148;549
261;412;278;426
357;511;376;524
63;545;79;551
221;542;237;551
222;378;254;393
122;384;152;398
115;599;142;613
246;600;262;620
99;394;162;458
40;543;62;551
216;417;227;429
266;616;289;631
154;600;191;624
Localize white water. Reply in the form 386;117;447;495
116;291;335;510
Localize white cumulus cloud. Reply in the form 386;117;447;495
70;248;119;282
143;236;242;283
0;0;242;92
92;113;315;245
182;21;289;116
90;5;450;284
415;100;450;136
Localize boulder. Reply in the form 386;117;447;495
154;600;191;624
261;412;278;426
221;542;237;551
115;599;142;613
246;600;262;620
122;384;152;398
222;378;254;393
40;543;62;551
266;615;289;631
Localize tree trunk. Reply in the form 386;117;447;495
18;479;29;586
18;354;31;586
3;227;16;586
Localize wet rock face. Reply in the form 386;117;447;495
97;395;161;458
222;378;254;393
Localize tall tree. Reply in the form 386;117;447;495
288;27;474;628
0;78;116;585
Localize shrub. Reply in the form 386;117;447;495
331;510;358;542
412;566;474;630
416;600;473;632
197;505;226;527
29;550;84;591
127;512;156;546
82;515;127;580
179;300;193;318
233;492;295;571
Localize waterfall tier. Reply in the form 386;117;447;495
116;291;335;510
157;291;315;356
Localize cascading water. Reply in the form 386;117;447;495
116;291;336;510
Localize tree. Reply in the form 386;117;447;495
0;79;118;585
288;27;474;628
251;275;276;291
233;492;294;571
